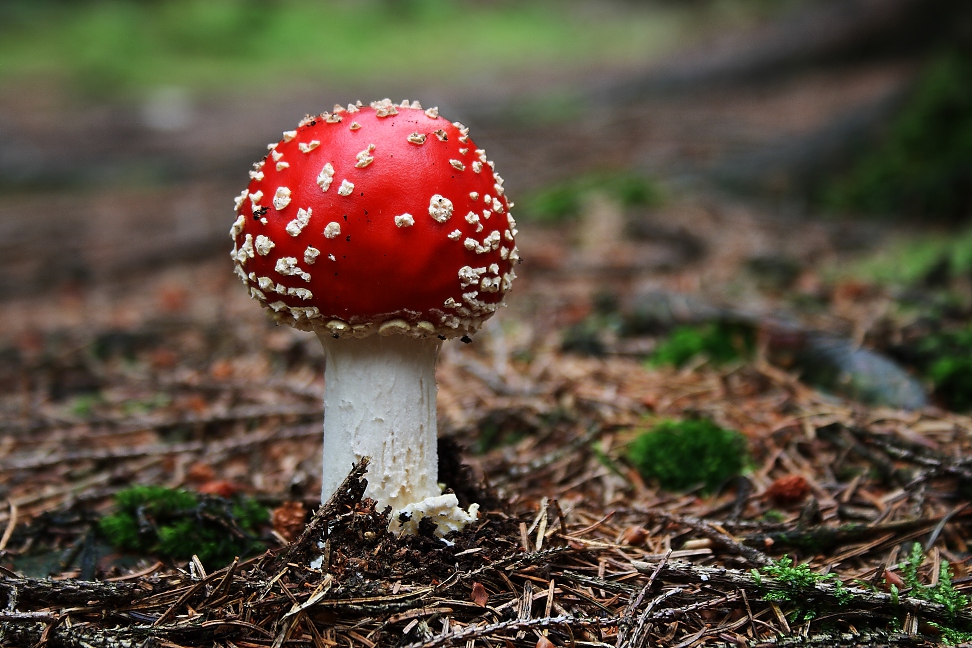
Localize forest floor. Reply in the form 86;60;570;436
0;28;970;648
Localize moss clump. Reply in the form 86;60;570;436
824;52;972;220
99;485;268;567
845;227;972;288
914;327;972;411
649;322;755;368
626;418;747;493
522;171;662;223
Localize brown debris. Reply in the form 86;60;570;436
272;500;308;543
765;474;812;505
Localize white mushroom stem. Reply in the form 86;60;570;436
317;334;477;535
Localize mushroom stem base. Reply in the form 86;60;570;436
318;334;443;516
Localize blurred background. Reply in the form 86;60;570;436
2;0;972;524
1;0;967;298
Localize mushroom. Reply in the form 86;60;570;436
229;99;518;535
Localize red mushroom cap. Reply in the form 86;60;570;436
230;99;518;338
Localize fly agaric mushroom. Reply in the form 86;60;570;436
230;99;518;535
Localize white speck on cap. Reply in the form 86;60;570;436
504;230;514;241
287;287;313;300
250;287;266;301
275;257;311;282
469;192;479;201
273;187;292;210
399;99;410;108
272;150;283;162
480;276;500;293
492;197;504;213
349;122;361;130
463;238;478;251
448;229;462;240
371;98;398;117
428;194;453;222
317;163;335;192
489;263;499;274
425;106;439;119
337;180;354;196
328;254;336;261
355;144;376;168
450;160;465;171
299;140;320;153
347;103;360;113
484;230;501;250
509;246;520;263
323;222;341;239
269;301;288;311
249;190;264;208
255;234;275;255
230;214;245;239
234;190;248;211
249;170;264;181
236;234;255;263
394;213;415;228
275;283;286;293
407;132;427;145
458;265;487;288
304;246;320;264
472;161;482;173
286;207;312;237
276;162;289;171
326;114;343;123
333;104;346;113
483;209;492;220
282;130;297;142
253;159;265;170
464;211;482;232
500;246;509;260
258;276;274;291
411;101;423;110
433;130;448;141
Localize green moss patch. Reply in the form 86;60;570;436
99;485;268;568
626;418;748;493
823;52;972;220
649;322;755;368
521;172;662;224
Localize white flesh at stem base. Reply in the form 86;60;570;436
317;333;478;537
